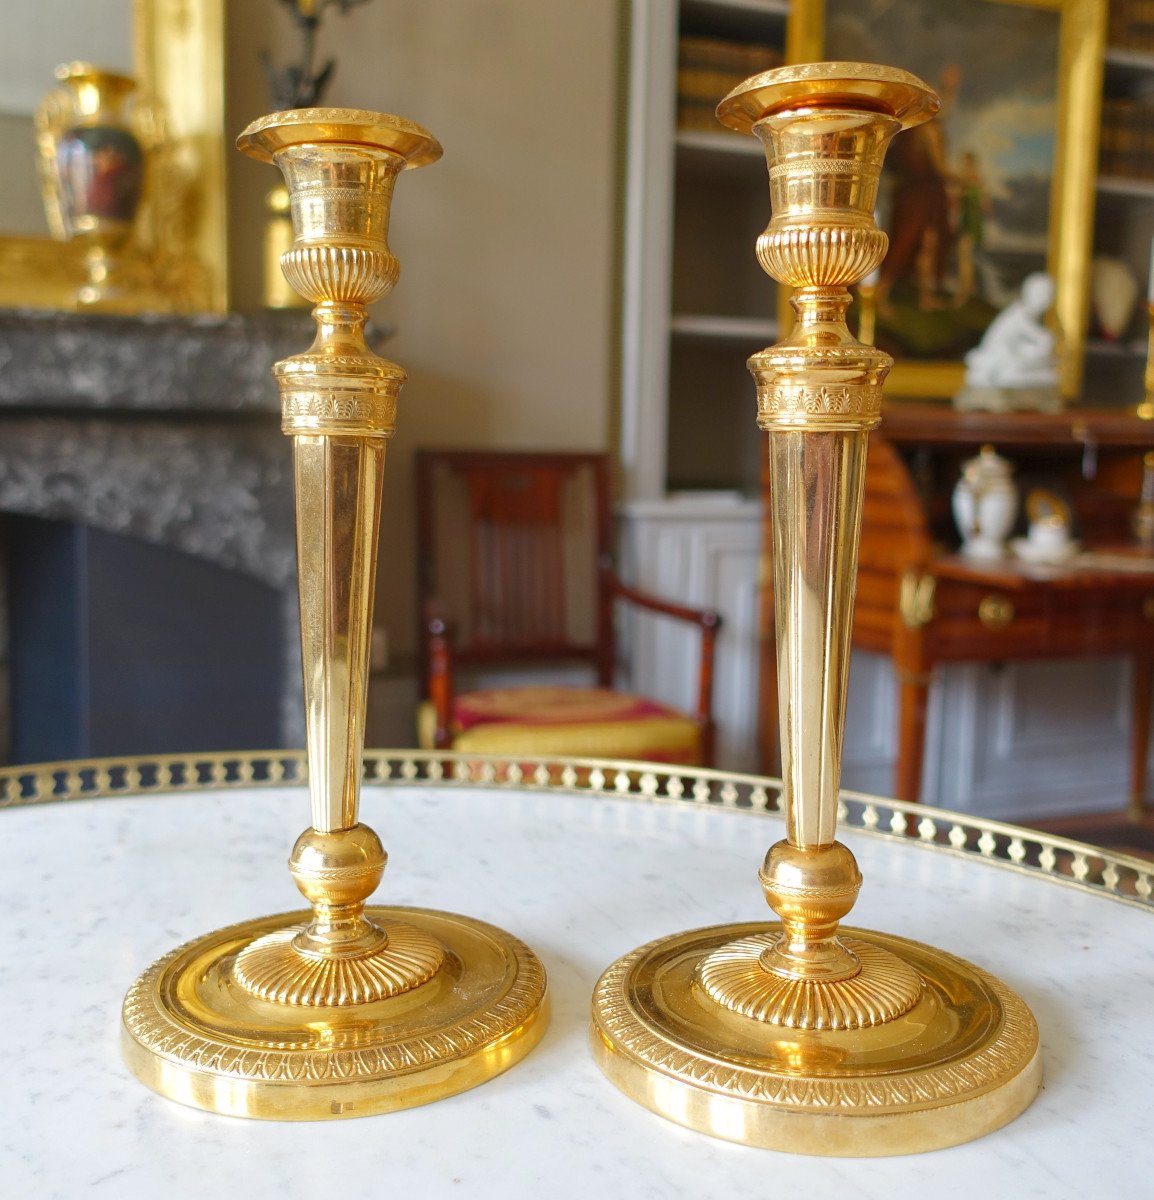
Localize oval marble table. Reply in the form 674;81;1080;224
1;750;1152;1199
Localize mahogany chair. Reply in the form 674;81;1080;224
415;450;720;766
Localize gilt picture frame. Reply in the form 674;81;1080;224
787;0;1105;399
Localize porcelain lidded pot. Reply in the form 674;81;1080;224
952;444;1018;560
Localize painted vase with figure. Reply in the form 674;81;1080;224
35;62;154;310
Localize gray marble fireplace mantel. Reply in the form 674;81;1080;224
0;308;393;582
0;308;327;412
0;309;341;583
0;308;396;750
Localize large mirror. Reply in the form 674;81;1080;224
0;0;227;312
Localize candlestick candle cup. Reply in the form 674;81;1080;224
120;109;547;1119
588;64;1041;1156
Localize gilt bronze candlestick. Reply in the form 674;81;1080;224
590;64;1040;1155
122;109;547;1119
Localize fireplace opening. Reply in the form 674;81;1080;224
6;515;286;762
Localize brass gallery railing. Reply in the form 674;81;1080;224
1;749;1150;912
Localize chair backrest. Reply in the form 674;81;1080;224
415;450;614;687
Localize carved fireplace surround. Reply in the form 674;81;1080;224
0;309;350;758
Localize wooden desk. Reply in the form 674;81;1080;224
853;404;1154;808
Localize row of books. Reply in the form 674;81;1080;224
677;35;782;134
1110;0;1154;52
1099;96;1154;180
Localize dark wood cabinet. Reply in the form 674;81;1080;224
761;403;1154;811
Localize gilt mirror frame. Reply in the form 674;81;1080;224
0;0;227;314
787;0;1106;401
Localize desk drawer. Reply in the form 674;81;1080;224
927;578;1154;661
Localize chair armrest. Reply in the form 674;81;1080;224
602;567;721;764
423;600;456;750
604;571;722;631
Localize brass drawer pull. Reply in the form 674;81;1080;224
978;594;1014;631
899;570;936;630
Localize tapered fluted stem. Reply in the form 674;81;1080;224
294;435;385;833
769;429;868;848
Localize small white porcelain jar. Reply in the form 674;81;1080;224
952;444;1018;560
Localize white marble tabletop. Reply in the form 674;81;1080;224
2;764;1152;1199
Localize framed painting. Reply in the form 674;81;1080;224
787;0;1105;399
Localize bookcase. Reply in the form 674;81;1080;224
1091;6;1154;401
619;0;1154;504
619;1;1154;809
620;0;789;504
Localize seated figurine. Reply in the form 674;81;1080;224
963;272;1058;389
955;273;1061;411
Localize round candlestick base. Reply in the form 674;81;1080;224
590;922;1040;1156
123;905;548;1120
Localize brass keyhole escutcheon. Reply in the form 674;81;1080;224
978;594;1014;631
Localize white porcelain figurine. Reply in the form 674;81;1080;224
955;272;1061;412
952;444;1018;560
